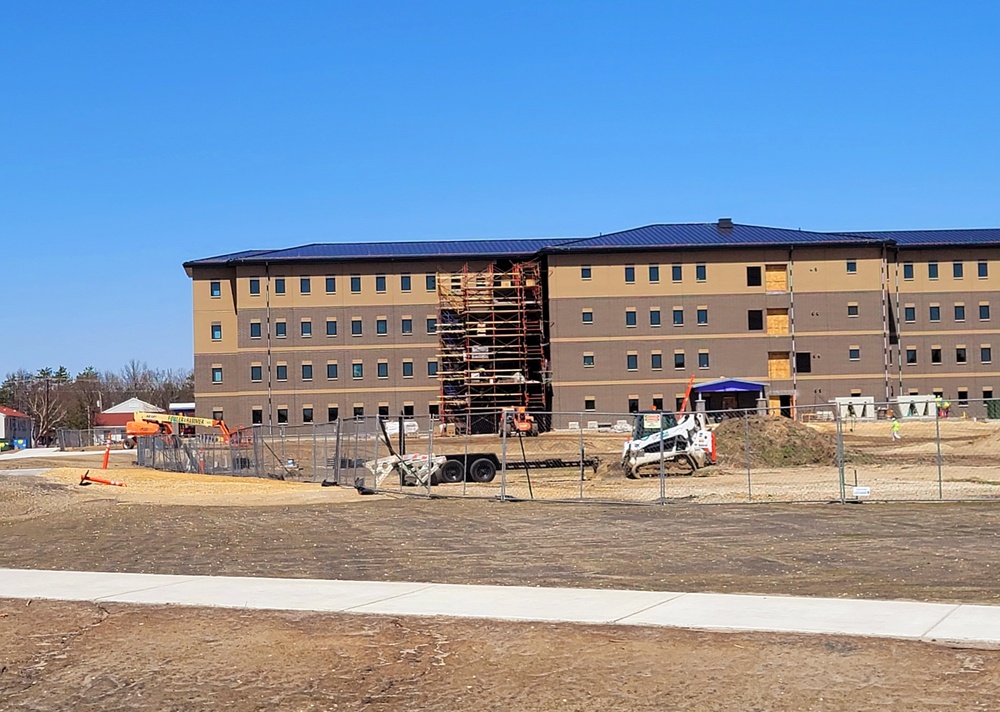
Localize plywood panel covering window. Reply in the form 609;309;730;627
765;264;788;291
768;352;791;379
766;308;789;335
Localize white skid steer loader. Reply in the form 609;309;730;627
621;410;716;478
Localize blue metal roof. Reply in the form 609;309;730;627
185;223;1000;268
846;229;1000;248
558;223;887;251
693;378;767;393
185;237;581;267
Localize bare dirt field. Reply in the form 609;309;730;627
3;459;1000;710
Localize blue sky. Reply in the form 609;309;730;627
3;1;999;376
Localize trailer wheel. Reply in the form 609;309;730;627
439;459;465;483
468;457;497;483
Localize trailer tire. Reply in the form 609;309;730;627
468;457;497;483
439;459;465;483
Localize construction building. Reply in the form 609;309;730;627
184;220;1000;427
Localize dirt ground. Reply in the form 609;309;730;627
3;458;1000;709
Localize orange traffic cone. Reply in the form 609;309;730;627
80;470;126;487
101;438;112;470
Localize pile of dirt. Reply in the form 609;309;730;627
713;415;836;469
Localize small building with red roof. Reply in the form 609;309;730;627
0;405;33;449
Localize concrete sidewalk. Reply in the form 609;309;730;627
1;568;997;644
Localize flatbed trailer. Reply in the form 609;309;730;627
436;452;600;484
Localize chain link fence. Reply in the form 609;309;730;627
129;400;1000;503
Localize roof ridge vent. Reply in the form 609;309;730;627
717;218;734;229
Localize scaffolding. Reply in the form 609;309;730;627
438;261;549;433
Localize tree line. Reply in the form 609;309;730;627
0;361;193;444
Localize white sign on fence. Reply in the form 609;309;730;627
852;486;871;498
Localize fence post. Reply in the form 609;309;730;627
334;421;342;485
426;415;434;497
744;415;753;502
463;413;470;496
836;414;846;503
659;412;666;505
579;414;585;500
935;406;943;500
500;414;507;501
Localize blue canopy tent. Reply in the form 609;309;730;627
691;378;766;414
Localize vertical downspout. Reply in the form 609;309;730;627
893;249;904;395
880;245;891;402
788;247;797;415
265;263;273;433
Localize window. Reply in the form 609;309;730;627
250;365;262;382
327;363;338;380
928;262;938;280
301;363;312;380
746;266;762;287
250;278;260;295
581;310;593;324
428;404;439;417
401;318;412;334
674;352;685;369
649;309;661;327
904;306;916;322
953;262;964;279
848;347;860;361
795;352;812;373
426;317;437;334
906;348;917;365
955;304;966;322
581;265;592;280
847;304;859;318
274;278;285;294
353;406;364;419
628;398;639;413
931;348;942;364
624;265;635;283
985;388;994;401
351;319;362;336
210;281;221;297
671;264;682;282
300;320;312;337
983;346;993;364
956;347;967;364
748;310;764;331
958;389;969;406
252;408;263;425
696;264;706;282
300;277;311;294
583;354;595;367
981;304;991;321
352;363;363;379
211;323;222;340
402;361;414;377
250;322;262;338
698;352;710;369
625;309;637;327
378;405;389;417
377;362;388;379
404;405;414;417
351;276;361;293
302;408;313;423
626;354;638;370
375;275;386;293
277;408;288;424
275;321;287;338
212;411;224;424
902;263;913;280
276;365;287;381
400;274;411;292
929;305;940;322
846;260;857;274
672;308;683;326
326;319;337;336
652;397;663;411
696;308;708;325
325;276;336;293
648;265;659;283
211;367;223;383
427;360;438;376
584;397;596;411
650;353;662;370
376;318;387;336
426;274;436;291
979;261;989;278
